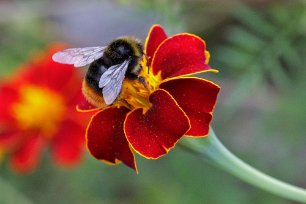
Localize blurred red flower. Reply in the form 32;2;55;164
79;25;220;172
0;44;88;174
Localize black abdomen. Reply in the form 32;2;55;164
85;59;105;93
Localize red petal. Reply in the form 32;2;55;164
124;89;190;159
0;84;19;121
76;98;100;112
144;24;167;66
10;134;45;174
51;120;85;166
152;34;214;79
160;77;220;136
0;128;20;149
86;107;137;171
19;44;82;92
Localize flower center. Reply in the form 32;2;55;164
117;57;161;112
11;85;66;137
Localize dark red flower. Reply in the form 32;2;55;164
0;44;89;174
81;25;220;172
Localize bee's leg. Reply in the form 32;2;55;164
138;76;147;89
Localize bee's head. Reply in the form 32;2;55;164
106;37;143;62
106;39;134;60
115;44;132;58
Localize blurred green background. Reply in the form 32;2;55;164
0;0;306;203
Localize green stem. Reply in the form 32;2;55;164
179;128;306;203
0;177;34;204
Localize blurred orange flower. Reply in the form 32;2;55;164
0;45;88;174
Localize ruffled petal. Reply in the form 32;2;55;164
10;134;45;174
145;24;168;66
152;34;214;79
160;77;220;136
86;107;137;171
51;120;85;166
124;89;190;159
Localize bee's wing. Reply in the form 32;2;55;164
52;46;106;67
98;59;130;105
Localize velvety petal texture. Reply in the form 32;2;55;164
124;89;190;159
86;107;136;170
145;24;167;66
160;78;220;136
152;34;212;79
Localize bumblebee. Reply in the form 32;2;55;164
52;37;143;106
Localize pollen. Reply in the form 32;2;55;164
117;57;162;113
11;85;66;137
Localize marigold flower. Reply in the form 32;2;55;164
79;25;220;172
0;45;88;173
